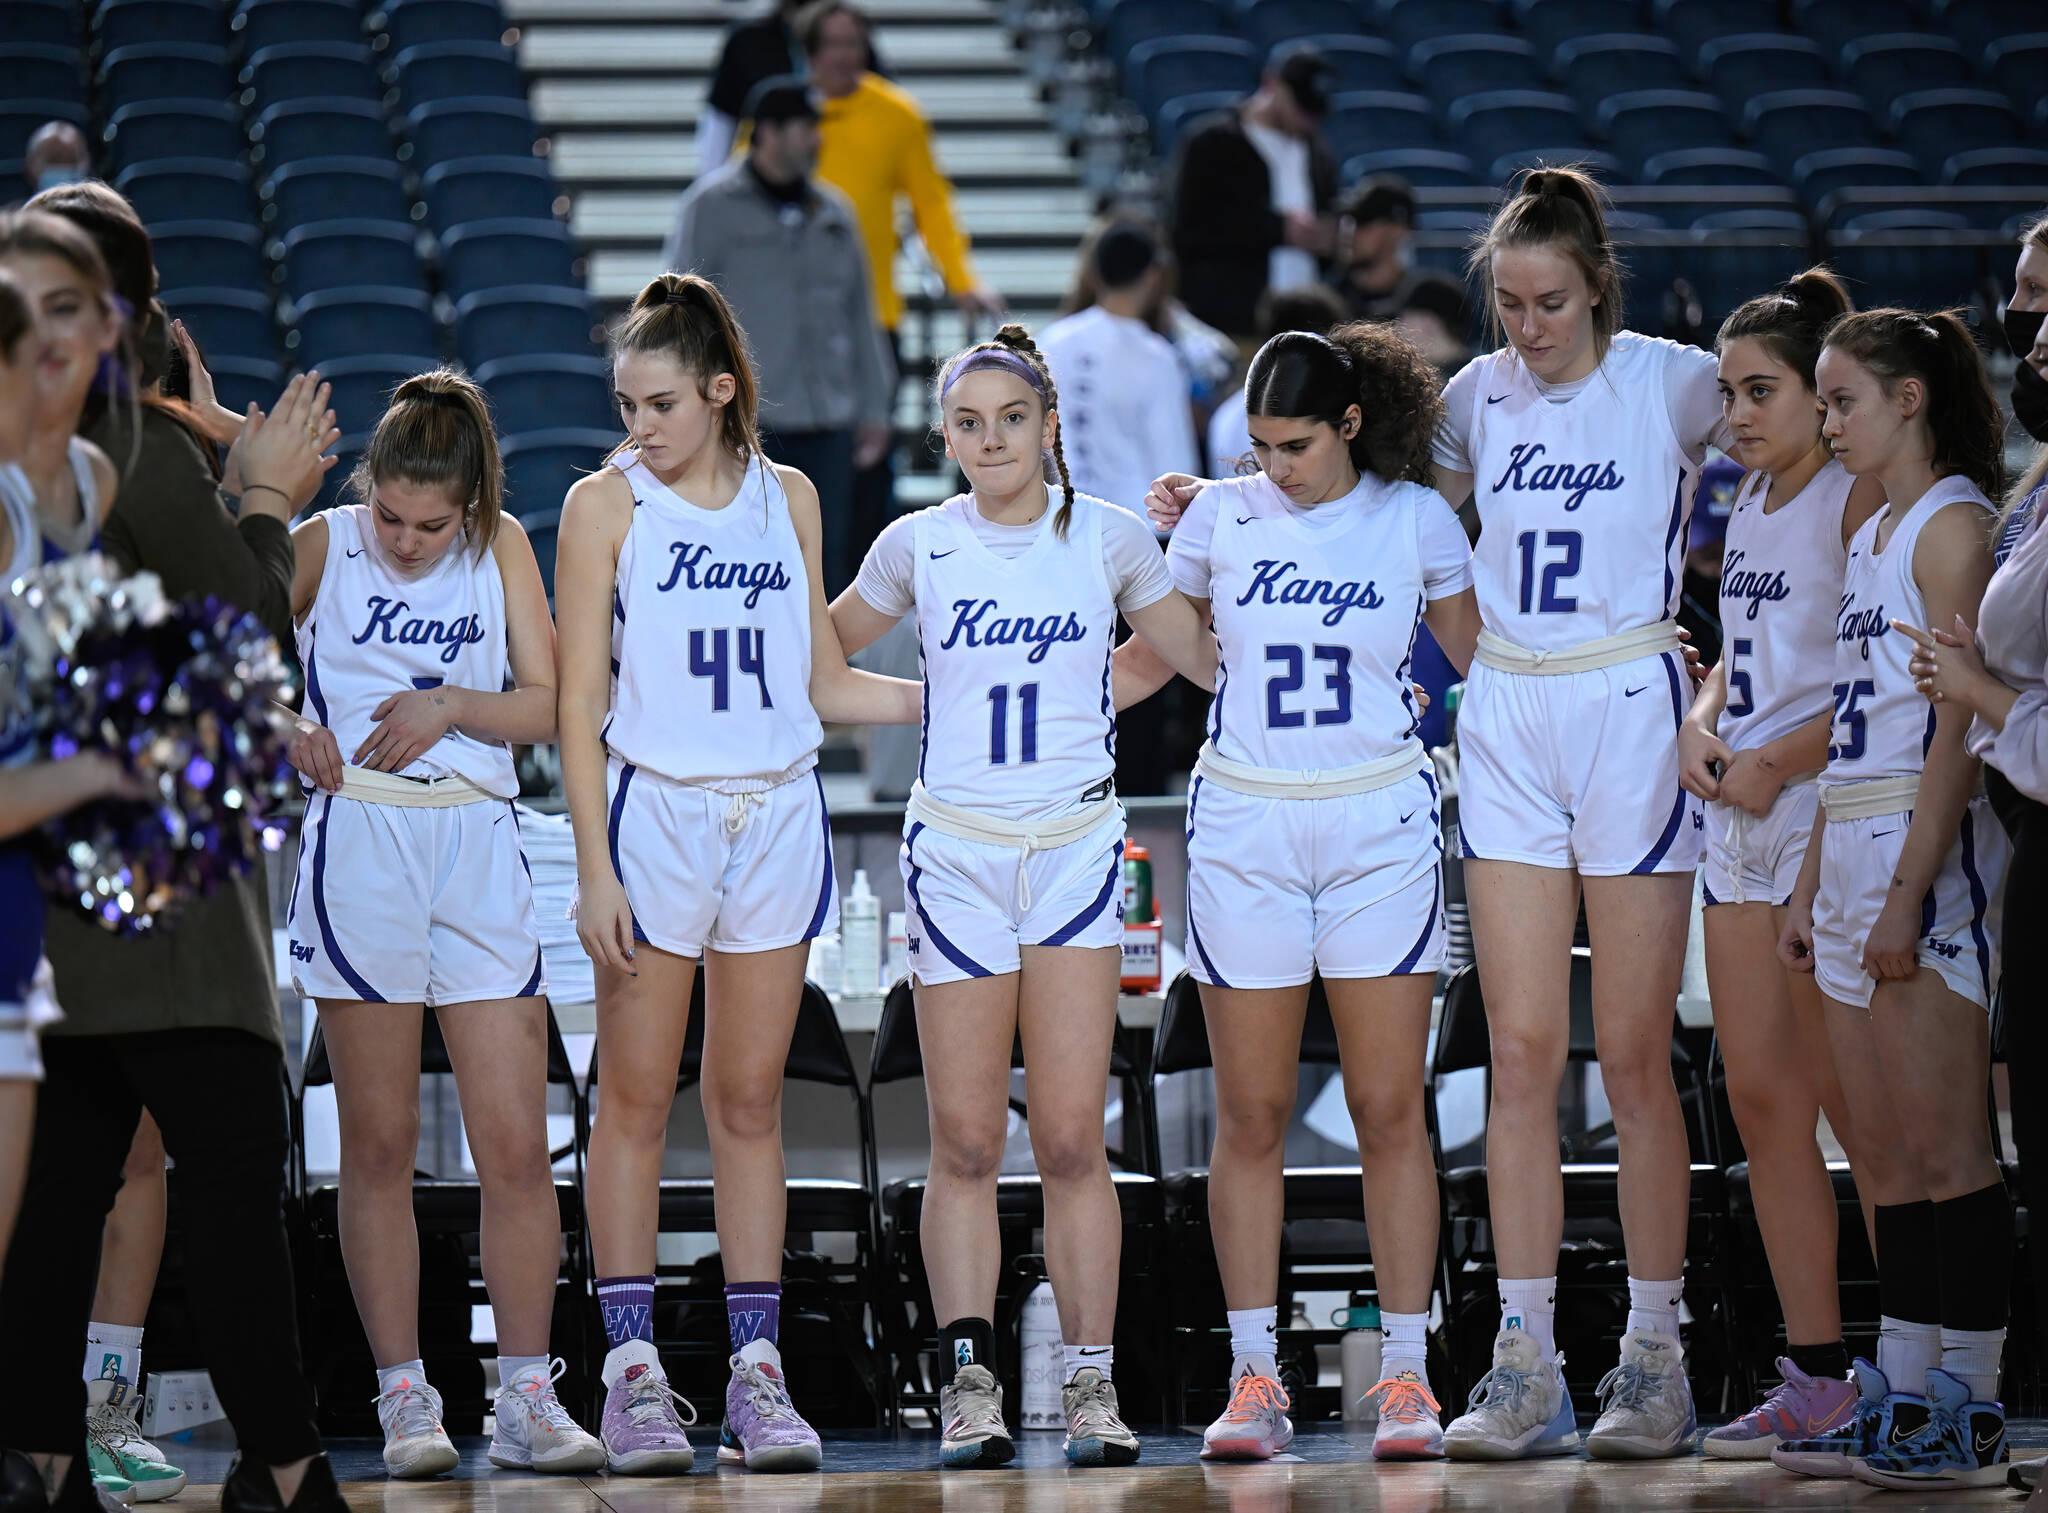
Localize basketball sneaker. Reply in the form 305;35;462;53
1442;1327;1580;1460
488;1357;605;1473
373;1375;460;1479
1370;1368;1446;1460
1061;1367;1140;1466
599;1341;697;1475
937;1364;1014;1468
80;1444;134;1507
1586;1328;1697;1459
718;1341;822;1472
1770;1359;1927;1478
1702;1357;1857;1459
85;1380;183;1502
1851;1368;2008;1490
1200;1370;1292;1460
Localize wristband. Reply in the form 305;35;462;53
240;484;291;506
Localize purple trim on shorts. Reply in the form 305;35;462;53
606;762;650;945
904;822;993;978
1035;838;1123;947
803;771;835;941
1958;809;1992;997
1630;651;1690;874
1183;777;1231;986
310;794;385;1001
1391;878;1441;976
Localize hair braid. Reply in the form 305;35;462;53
942;322;1075;537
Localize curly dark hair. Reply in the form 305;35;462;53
1245;319;1445;485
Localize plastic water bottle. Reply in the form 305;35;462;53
885;910;909;986
1019;1280;1064;1428
841;868;880;996
1339;1302;1383;1425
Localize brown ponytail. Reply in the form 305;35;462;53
1823;307;2006;502
1717;266;1854;390
934;322;1075;538
609;272;760;464
1470;163;1624;358
348;366;505;556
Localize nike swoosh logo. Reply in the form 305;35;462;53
930;549;957;559
1872;829;1895;839
1077;1347;1111;1356
347;548;364;558
1487;393;1510;404
1624;685;1648;697
1399;810;1417;824
1974;1429;2003;1457
1237;515;1254;524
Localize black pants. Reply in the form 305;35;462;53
761;426;856;598
0;1029;321;1466
848;327;902;578
1991;769;2048;1352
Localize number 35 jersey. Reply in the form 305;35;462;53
1167;471;1472;771
604;448;822;786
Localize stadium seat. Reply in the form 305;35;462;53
251;99;391;167
12;0;77;49
95;0;222;53
1321;91;1439;161
391;41;526;114
1985;35;2048;123
421;156;559;234
146;219;268;293
1552;35;1688;108
1341;148;1479;186
439;218;580;298
1375;0;1507;51
500;429;618;520
263;157;414;231
100;43;233;111
319;354;443;436
280;221;425;299
1154;91;1239;154
294;287;439;362
1125;37;1259;121
1942;146;2048;186
2;102;89;170
1790;147;1924;206
1741;90;1879;173
114;159;256;227
1640;147;1780;186
1291;36;1404;93
1684;225;1813;337
1449;90;1587;173
1697;34;1830;100
1841;35;1974;113
205;355;284;418
474;355;617;435
1651;0;1779;55
1511;0;1646;57
1828;225;2008;310
1690;208;1809;233
1930;0;2042;59
229;0;363;53
1408;36;1541;105
402;97;539;165
159;286;276;362
1100;0;1226;67
1791;0;1919;55
1891;89;2023;174
454;286;599;367
1231;0;1373;54
100;101;243;176
1490;146;1622;182
1596;91;1734;174
379;0;513;53
1810;186;2027;231
1841;208;1974;233
240;42;381;117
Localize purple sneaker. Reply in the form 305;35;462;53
1704;1357;1858;1460
718;1341;822;1472
600;1341;698;1475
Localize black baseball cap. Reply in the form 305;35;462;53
1270;43;1334;118
744;74;820;126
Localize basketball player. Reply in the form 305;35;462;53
1771;310;2012;1490
559;274;919;1476
1112;322;1481;1461
1677;270;1888;1458
828;325;1217;1469
282;370;602;1480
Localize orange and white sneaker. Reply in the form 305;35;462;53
1201;1370;1293;1460
1371;1368;1446;1460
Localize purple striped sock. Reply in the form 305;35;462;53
597;1274;656;1349
725;1282;781;1350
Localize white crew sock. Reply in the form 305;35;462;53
377;1359;429;1400
1227;1306;1279;1380
1064;1345;1113;1383
1381;1310;1430;1382
1939;1327;2005;1403
1626;1276;1683;1341
497;1354;549;1391
1877;1317;1942;1396
84;1322;144;1392
1498;1277;1557;1356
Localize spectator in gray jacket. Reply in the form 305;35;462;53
662;75;895;594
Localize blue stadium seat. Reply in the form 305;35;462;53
114;159;256;226
391;42;526;113
1552;35;1687;107
1651;0;1778;55
1840;208;1974;233
455;286;599;367
1409;36;1540;104
1375;0;1507;50
1942;146;2048;186
100;101;243;175
240;43;381;117
421;157;560;234
264;158;414;231
1827;224;2008;310
1690;208;1810;233
1790;147;1924;205
402;98;539;165
1808;187;2012;229
1984;35;2048;124
230;0;365;54
1126;37;1259;120
1891;89;2023;174
12;0;77;49
1842;35;1974;113
1698;35;1830;100
1449;91;1587;173
101;44;236;111
1931;0;2042;59
294;287;439;361
1297;36;1405;93
146;220;268;292
1341;148;1480;186
1640;147;1780;185
439;219;581;297
206;355;284;419
158;286;276;360
1685;227;1813;329
1596;91;1733;174
474;355;616;435
252;99;390;167
279;220;425;299
96;0;222;52
1321;91;1439;160
318;354;443;436
1491;146;1623;182
1;102;89;168
1155;91;1240;154
380;0;513;53
1100;0;1227;66
500;429;618;521
310;431;367;514
1511;0;1646;57
1231;0;1373;54
1741;90;1878;173
1791;0;1919;55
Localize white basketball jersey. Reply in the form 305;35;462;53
1826;475;1994;785
1201;471;1440;769
604;449;821;786
912;492;1118;823
1462;333;1703;650
296;504;517;797
1717;460;1854;752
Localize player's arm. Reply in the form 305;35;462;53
287;511;330;624
1777;809;1825;973
1123;588;1217;691
1114;595;1209;710
780;466;920;725
1430;465;1475;510
1421;587;1481;676
0;753;146;843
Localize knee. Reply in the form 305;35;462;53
930;1122;1005;1186
1349;1083;1425;1159
340;1112;421;1185
700;1073;784;1146
1031;1128;1108;1185
1215;1095;1294;1161
595;1080;679;1147
1488;1029;1566;1107
470;1121;554;1194
1725;1076;1812;1144
1596;1050;1678;1126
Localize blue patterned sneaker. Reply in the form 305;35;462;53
1770;1360;1927;1478
1442;1328;1580;1461
718;1341;822;1472
1852;1369;2008;1490
1586;1329;1697;1459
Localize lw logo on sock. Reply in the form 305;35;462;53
603;1302;651;1340
730;1309;769;1345
955;1339;976;1369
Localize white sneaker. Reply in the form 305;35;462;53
1442;1328;1580;1461
1370;1368;1446;1460
84;1382;186;1502
1586;1328;1697;1459
375;1375;461;1479
490;1358;606;1473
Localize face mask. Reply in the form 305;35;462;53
35;165;85;192
2007;307;2048;443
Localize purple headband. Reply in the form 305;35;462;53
940;347;1046;401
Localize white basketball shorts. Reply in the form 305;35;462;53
1457;649;1702;876
1811;796;2005;1011
603;754;837;959
1702;781;1820;908
0;958;59;1080
287;793;545;1006
1184;770;1445;988
900;805;1126;985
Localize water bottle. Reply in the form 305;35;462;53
841;868;880;997
885;910;909;986
1019;1280;1064;1428
1339;1302;1383;1425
